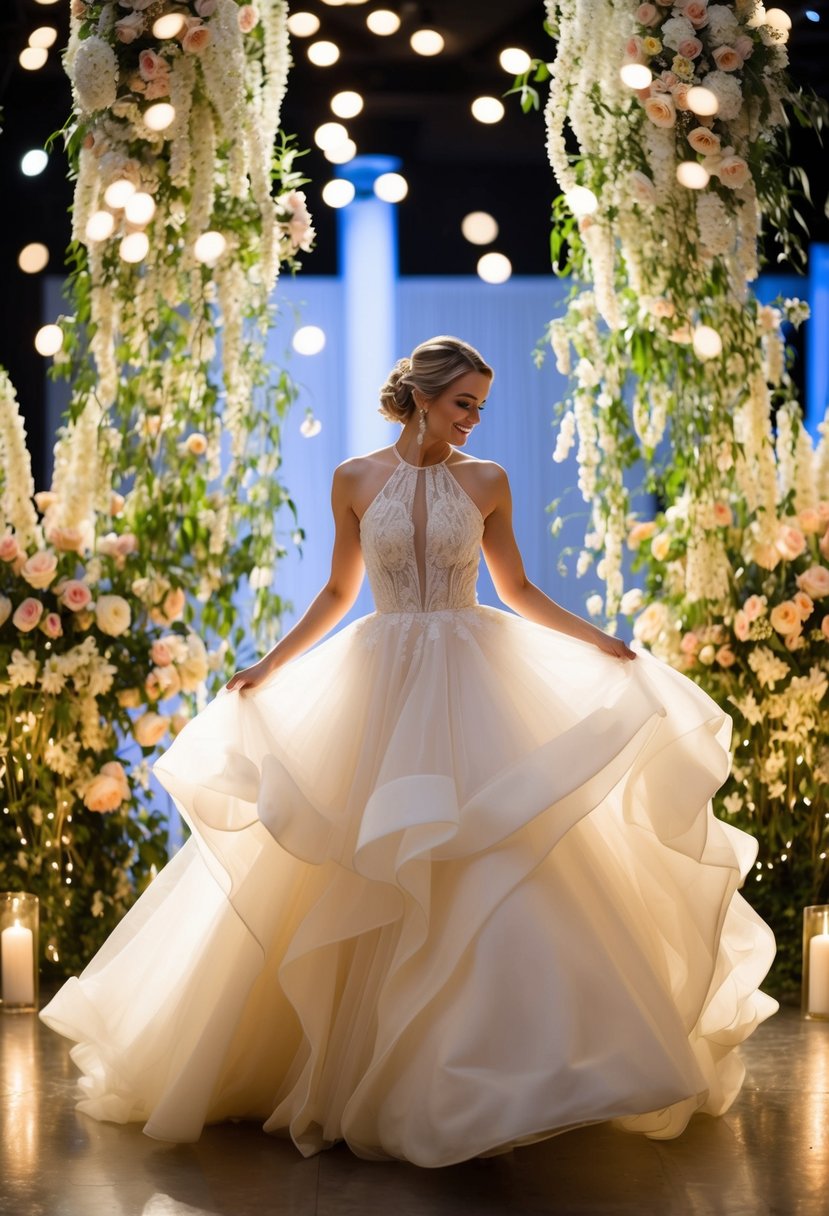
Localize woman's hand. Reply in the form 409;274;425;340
592;631;637;661
225;658;277;693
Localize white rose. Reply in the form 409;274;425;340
620;588;645;615
95;594;132;637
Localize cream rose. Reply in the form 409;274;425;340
96;594;131;637
155;664;182;699
0;533;20;562
238;4;259;32
0;595;11;627
688;127;721;155
718;155;751;189
620;588;644;615
769;601;801;635
629;171;657;206
634;602;669;643
797;565;829;599
162;587;186;621
821;527;829;561
586;594;604;617
21;550;58;590
115;11;144;42
185;432;208;456
13;597;44;632
698;644;716;665
643;94;677;128
61;580;93;613
651;532;671;561
179;635;209;691
134;712;170;748
798;508;823;535
713;45;743;71
636;2;660;24
151;638;174;667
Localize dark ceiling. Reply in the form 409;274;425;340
1;0;828;469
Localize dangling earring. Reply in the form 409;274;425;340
417;409;427;446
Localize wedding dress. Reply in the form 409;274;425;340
40;447;778;1167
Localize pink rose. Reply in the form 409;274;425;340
681;0;709;28
743;595;767;621
116;533;138;558
775;525;806;561
636;3;660;25
797;565;829;599
237;4;259;32
145;71;172;100
712;501;733;527
151;638;173;667
733;609;750;641
798;508;823;535
20;550;58;590
12;597;44;632
680;631;700;655
678;37;703;58
0;533;20;562
785;631;804;652
643;94;677;128
139;49;162;81
625;35;647;63
672;83;692;110
793;591;814;620
61;580;93;613
134;711;170;748
688;127;721;155
769;601;801;635
40;612;63;639
716;646;736;668
734;34;754;60
182;21;211;53
83;768;127;813
115;10;145;42
713;45;743;71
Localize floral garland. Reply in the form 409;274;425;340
1;1;314;973
537;0;823;618
534;0;828;991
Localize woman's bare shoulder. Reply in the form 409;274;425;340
450;453;508;485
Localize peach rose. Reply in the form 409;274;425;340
0;595;11;628
795;508;821;535
688;127;721;155
651;532;671;561
633;601;669;643
712;501;733;527
636;3;660;24
47;524;87;553
769;601;801;635
733;609;750;641
797;565;829;599
716;646;736;667
751;541;781;571
61;580;93;613
672;82;692;110
185;432;208;456
12;597;43;632
713;45;743;71
155;664;182;699
625;35;647;63
680;631;700;655
110;492;125;517
785;631;804;652
793;591;814;620
20;550;58;590
628;521;657;549
776;525;807;561
719;155;751;189
0;533;20;562
145;72;171;100
821;527;829;561
33;490;57;513
96;594;131;637
83;772;126;813
822;616;829;641
238;3;259;32
151;638;173;667
144;671;163;702
101;761;130;798
182;21;211;53
40;612;63;639
134;711;170;748
117;688;143;709
170;711;191;736
643;94;677;128
162;586;186;621
743;594;767;621
678;37;703;58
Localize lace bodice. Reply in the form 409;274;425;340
360;448;484;613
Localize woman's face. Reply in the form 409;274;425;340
416;370;492;448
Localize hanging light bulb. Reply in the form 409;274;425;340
314;121;349;151
410;29;444;55
287;11;321;36
124;192;157;225
293;325;326;355
565;186;598;216
85;210;116;241
322;179;356;208
619;63;652;89
373;172;408;202
34;324;64;356
119;232;150;263
676;161;710;189
366;9;401;35
477;252;512;284
193;231;227;264
144;103;176;132
18;243;50;274
308;40;340;65
499;47;531;74
331;91;364;118
692;324;723;359
324;139;357;164
104;179;137;208
686;86;719;116
461;212;499;245
471;97;505;124
28;27;58;48
19;47;48;70
152;12;186;38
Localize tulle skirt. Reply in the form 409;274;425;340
40;605;777;1167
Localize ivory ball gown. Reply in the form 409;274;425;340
41;448;778;1167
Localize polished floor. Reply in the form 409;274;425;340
1;1002;826;1216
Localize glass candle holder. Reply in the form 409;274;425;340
0;893;39;1013
802;905;829;1020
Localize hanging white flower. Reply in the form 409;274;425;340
72;35;119;114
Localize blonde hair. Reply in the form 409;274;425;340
378;336;493;424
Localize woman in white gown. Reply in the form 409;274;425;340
41;335;777;1168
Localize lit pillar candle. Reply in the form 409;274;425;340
1;921;34;1006
808;933;829;1016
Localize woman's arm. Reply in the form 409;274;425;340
226;463;366;691
480;464;635;661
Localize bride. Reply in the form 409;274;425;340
41;335;777;1168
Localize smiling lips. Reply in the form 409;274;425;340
454;424;472;435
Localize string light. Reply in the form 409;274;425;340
308;40;340;66
193;231;227;264
331;91;364;118
86;210;116;241
29;27;58;48
34;323;64;356
104;179;136;209
373;172;408;202
18;243;50;274
152;13;186;38
322;179;356;208
293;325;326;355
366;10;401;35
410;29;444;55
477;252;512;284
287;11;321;37
676;161;710;190
119;231;150;263
144;103;176;132
19;47;48;70
620;63;652;89
314;121;349;151
461;212;499;245
471;97;505;124
499;47;531;74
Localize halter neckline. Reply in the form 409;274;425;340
393;443;453;470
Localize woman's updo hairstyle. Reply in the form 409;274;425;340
378;336;493;424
